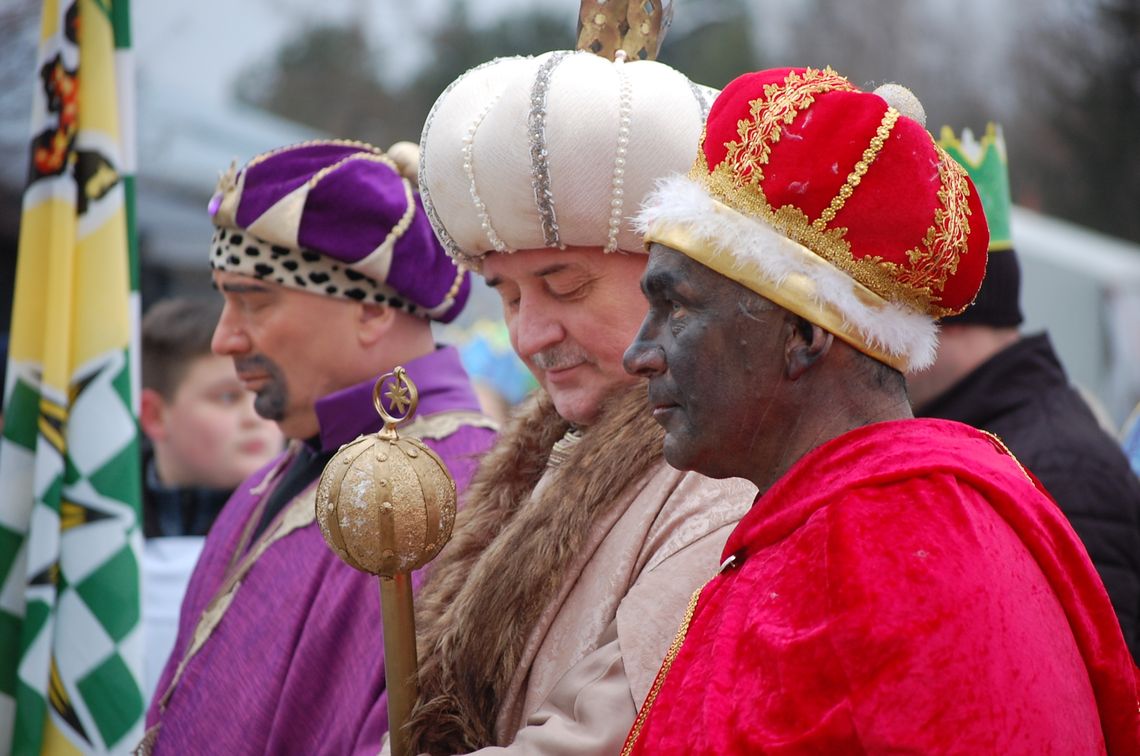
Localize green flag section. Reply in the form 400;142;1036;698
0;0;143;753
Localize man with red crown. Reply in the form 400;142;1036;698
621;67;1140;753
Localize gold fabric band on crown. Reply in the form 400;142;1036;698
646;205;909;373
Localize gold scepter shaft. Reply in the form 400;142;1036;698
379;574;417;755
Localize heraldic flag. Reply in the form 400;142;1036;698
0;0;143;753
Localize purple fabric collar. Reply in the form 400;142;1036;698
314;346;481;453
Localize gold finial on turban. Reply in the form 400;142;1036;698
386;141;421;188
577;0;674;61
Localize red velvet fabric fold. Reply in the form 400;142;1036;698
626;419;1140;754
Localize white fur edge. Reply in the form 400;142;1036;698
636;175;939;372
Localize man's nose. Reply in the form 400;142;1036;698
211;306;251;356
623;330;666;378
513;297;565;360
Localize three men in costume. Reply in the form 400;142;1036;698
142;141;497;754
911;124;1140;661
621;67;1140;753
398;42;756;754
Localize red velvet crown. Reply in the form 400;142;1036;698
695;67;989;318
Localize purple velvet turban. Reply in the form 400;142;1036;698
208;140;470;323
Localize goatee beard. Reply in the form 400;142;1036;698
235;354;288;422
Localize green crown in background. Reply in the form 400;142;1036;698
938;123;1012;251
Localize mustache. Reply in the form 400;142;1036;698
233;355;287;422
532;345;590;371
647;382;678;409
233;354;280;377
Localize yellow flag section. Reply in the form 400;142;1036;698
0;0;143;754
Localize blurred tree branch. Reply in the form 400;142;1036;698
1010;0;1140;241
233;0;758;148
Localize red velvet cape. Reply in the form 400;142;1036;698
625;419;1139;754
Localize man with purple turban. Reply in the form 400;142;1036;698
140;140;498;755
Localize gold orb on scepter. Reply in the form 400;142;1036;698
315;367;457;578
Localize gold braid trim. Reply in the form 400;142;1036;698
896;144;976;317
242;138;384;171
620;581;709;755
136;482;318;754
695;156;934;316
980;430;1033;483
724;67;858;189
813;107;900;230
154;485;318;716
427;266;471;320
402;410;499;440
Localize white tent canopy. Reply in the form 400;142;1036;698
1013;207;1140;426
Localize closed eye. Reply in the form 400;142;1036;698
491;285;521;312
548;283;589;301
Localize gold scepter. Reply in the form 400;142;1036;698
314;367;457;756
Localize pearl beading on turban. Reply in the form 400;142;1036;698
606;54;634;253
463;97;508;253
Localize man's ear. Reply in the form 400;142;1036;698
357;302;398;347
785;315;833;380
139;388;168;443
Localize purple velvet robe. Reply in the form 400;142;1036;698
145;347;496;754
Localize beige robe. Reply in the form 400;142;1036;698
489;463;754;752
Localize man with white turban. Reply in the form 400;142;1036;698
398;12;756;754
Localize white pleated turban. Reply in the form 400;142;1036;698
418;50;716;270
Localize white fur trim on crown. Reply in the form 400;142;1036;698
419;51;715;269
636;175;940;372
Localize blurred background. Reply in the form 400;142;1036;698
1;0;1137;421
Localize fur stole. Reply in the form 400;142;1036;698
405;384;664;753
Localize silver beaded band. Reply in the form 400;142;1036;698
528;51;569;249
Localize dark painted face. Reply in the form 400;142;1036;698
623;243;789;479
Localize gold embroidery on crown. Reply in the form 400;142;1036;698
723;67;858;189
694;104;974;316
895;144;973;317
